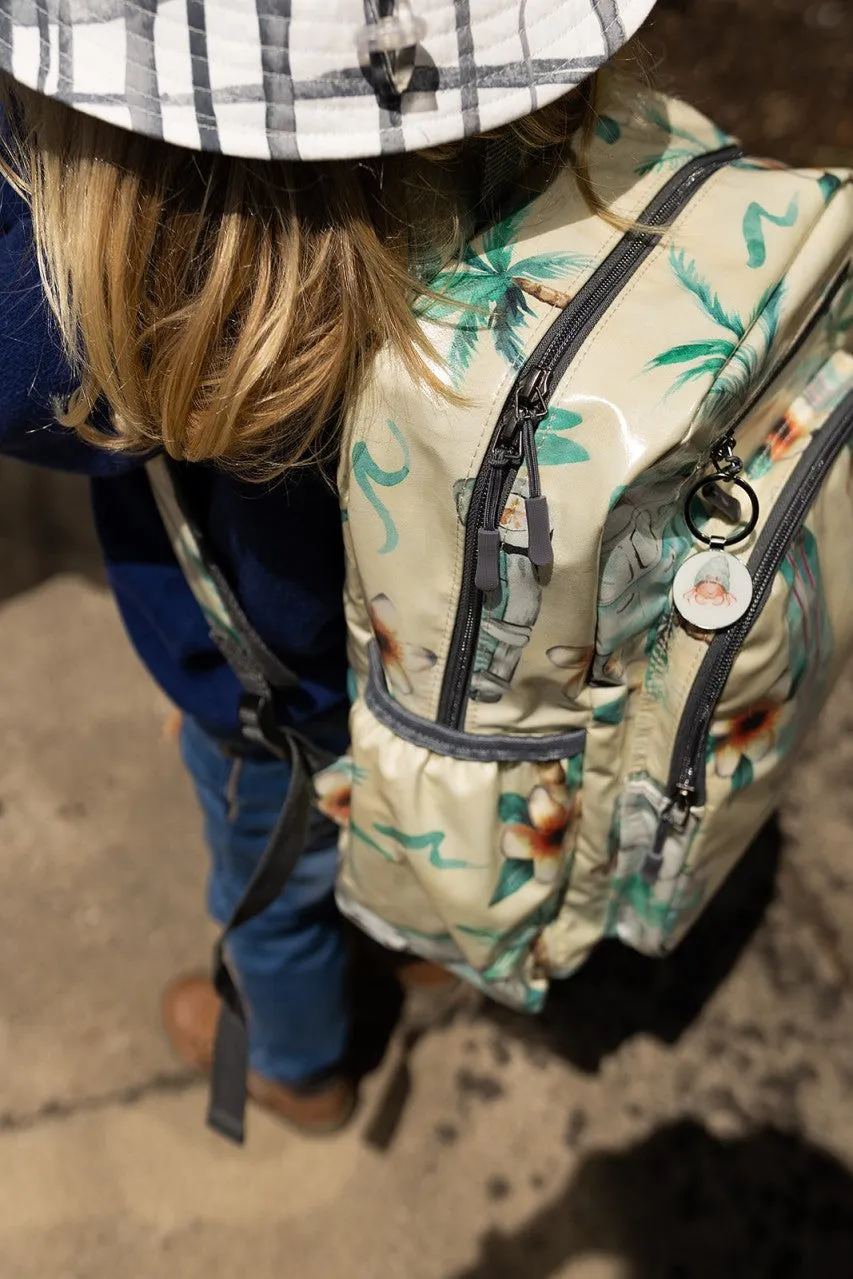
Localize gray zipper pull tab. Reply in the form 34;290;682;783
525;495;553;567
475;527;501;592
520;412;553;568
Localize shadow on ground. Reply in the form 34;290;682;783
361;821;783;1154
452;1119;853;1279
486;819;783;1075
0;460;103;602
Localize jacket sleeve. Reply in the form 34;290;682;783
0;175;141;477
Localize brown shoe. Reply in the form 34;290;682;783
161;974;355;1135
397;960;458;991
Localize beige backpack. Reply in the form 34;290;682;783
151;87;853;1139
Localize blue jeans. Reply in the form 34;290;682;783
179;716;349;1087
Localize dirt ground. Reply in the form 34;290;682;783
640;0;853;168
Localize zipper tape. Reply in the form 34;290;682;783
663;386;853;821
437;145;744;729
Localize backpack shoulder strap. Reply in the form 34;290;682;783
147;456;336;1144
147;455;298;704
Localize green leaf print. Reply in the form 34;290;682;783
634;108;732;176
481;204;530;274
373;824;483;870
607;483;627;512
669;247;744;336
397;926;455;944
455;924;505;942
635;146;704;178
481;937;530;982
742;196;799;269
648;339;737;367
647;250;784;418
613;873;672;930
565;754;584;790
323;757;368;784
596;115;621;144
592;697;626;726
780;527;832;698
350;822;396;861
489;858;536;906
352;419;411;554
498;792;530;825
464;897;559;963
422;208;590;386
818;173;842;205
535;407;590;466
730;756;754;793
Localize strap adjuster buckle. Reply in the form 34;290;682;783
238;693;287;755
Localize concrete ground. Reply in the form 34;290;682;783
1;3;853;1277
5;573;853;1279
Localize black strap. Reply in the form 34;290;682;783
208;720;330;1143
146;458;337;1144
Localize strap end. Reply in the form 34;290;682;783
207;998;250;1146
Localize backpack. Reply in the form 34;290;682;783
149;87;853;1141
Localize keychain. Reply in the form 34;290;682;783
672;434;759;631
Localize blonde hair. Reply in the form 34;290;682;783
0;74;607;478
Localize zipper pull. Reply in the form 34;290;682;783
521;415;553;568
667;783;695;831
516;366;553;569
475;462;504;593
641;783;694;881
475;527;501;592
515;365;551;422
661;782;695;836
478;365;553;590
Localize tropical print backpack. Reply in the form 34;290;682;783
150;85;853;1140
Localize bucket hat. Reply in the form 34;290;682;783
0;0;657;160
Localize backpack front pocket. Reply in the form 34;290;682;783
611;369;853;955
317;642;585;1010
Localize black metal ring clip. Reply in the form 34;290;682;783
684;473;760;547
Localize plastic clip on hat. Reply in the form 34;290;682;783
0;0;657;160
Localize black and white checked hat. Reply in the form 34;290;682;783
0;0;657;159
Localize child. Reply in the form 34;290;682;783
0;0;658;1131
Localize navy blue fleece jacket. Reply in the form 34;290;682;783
0;174;349;739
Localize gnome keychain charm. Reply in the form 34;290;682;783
673;434;759;632
673;547;753;629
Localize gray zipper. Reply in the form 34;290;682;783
657;387;853;846
725;262;850;440
436;145;744;730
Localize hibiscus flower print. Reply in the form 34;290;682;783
711;701;782;790
500;762;577;885
369;594;438;696
314;759;367;826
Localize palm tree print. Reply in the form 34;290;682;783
635;106;732;177
646;246;783;422
421;205;590;386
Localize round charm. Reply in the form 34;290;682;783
673;550;753;631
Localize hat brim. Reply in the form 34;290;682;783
0;0;658;159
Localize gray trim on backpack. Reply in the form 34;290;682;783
365;642;585;762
